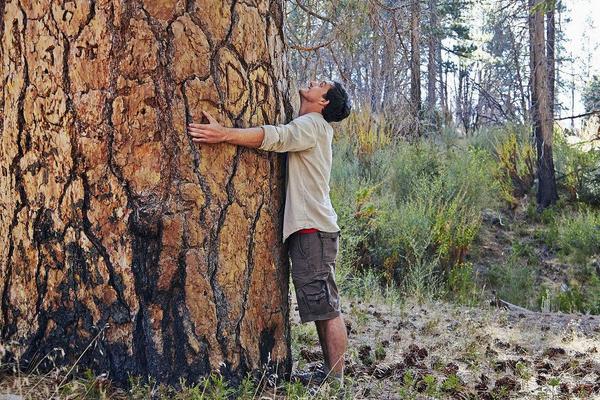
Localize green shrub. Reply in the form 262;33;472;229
553;127;600;204
446;262;483;306
484;126;535;208
538;271;600;314
331;127;499;303
487;260;537;309
546;208;600;265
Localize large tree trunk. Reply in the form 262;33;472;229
0;0;294;388
529;0;559;208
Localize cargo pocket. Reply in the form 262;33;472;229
300;279;333;316
318;231;339;264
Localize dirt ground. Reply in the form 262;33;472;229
290;294;600;399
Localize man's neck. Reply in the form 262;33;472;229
298;102;323;117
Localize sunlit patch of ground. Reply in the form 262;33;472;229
291;294;600;399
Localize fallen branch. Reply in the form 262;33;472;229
490;292;533;313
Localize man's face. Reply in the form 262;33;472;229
299;79;333;105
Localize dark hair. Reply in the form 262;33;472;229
322;81;351;123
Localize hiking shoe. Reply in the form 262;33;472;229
290;367;328;386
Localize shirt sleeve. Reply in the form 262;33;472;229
258;115;317;153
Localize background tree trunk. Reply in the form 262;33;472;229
546;1;556;118
529;0;559;209
0;0;294;387
410;0;421;137
426;0;437;116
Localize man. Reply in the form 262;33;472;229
187;80;351;385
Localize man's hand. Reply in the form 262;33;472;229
187;111;228;144
186;110;265;149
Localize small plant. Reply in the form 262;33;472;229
284;379;309;399
491;127;536;208
397;369;418;398
292;323;319;347
349;304;369;329
441;373;462;391
204;373;235;400
237;373;256;400
374;341;387;361
547;376;560;387
421;317;440;335
550;209;600;265
461;340;481;368
515;361;532;380
403;369;416;387
447;262;482;306
422;374;439;396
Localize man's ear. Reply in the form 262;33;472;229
319;98;330;107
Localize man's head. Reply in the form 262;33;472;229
299;80;351;122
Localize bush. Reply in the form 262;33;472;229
487;260;537;309
469;125;535;208
553;127;600;204
545;208;600;265
447;262;483;306
331;123;500;301
538;268;600;315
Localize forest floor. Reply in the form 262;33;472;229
289;294;599;399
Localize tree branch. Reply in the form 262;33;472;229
555;109;600;121
288;37;334;52
293;0;336;26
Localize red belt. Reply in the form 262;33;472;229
298;228;318;234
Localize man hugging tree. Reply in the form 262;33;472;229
187;79;351;386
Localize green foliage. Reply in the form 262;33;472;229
332;130;499;302
482;125;535;208
422;374;439;397
538;266;600;314
582;75;600;113
515;361;532;380
332;117;599;314
447;262;483;306
291;323;319;368
374;341;387;361
553;127;600;204
174;373;234;400
487;260;537;309
441;374;462;391
545;208;600;264
236;374;257;400
284;380;309;399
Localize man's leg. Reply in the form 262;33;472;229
315;314;347;376
315;321;330;369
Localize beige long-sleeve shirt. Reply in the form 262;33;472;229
259;112;339;242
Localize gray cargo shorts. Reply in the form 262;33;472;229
288;230;341;323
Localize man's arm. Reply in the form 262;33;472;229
187;111;264;148
187;111;317;152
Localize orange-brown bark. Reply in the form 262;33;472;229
0;0;293;386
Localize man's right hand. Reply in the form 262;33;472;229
187;111;228;144
187;110;265;149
